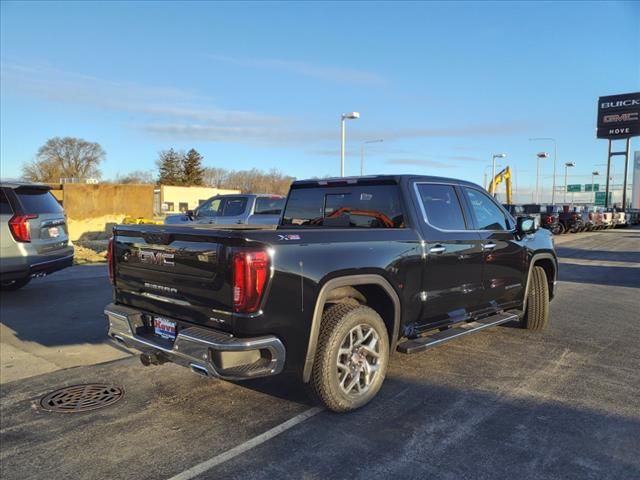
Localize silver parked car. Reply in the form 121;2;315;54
164;194;285;225
0;181;74;290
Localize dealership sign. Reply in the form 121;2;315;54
597;92;640;139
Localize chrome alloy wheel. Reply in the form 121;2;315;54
336;324;382;396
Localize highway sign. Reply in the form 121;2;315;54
595;191;612;206
584;184;600;192
567;184;582;192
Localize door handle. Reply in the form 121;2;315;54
482;243;497;250
429;245;446;254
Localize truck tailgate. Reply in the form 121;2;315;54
112;225;269;329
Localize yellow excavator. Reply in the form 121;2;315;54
487;166;512;204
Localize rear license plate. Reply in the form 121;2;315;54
154;317;176;340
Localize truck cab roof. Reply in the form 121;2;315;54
291;174;482;189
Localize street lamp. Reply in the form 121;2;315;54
491;153;507;196
340;112;360;177
536;152;549;204
564;161;575;203
529;138;557;204
360;139;383;175
591;171;599;203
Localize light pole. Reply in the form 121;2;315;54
536;152;549;204
340;112;360;177
491;153;507;196
591;171;599;204
360;139;383;175
564;161;575;203
529;138;557;204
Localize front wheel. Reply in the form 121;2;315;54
308;303;389;412
522;266;550;331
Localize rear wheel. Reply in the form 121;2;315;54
522;266;549;331
0;277;31;291
308;303;389;412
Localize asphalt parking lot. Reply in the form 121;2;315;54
1;227;639;480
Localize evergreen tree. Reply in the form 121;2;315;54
156;149;183;185
182;148;205;186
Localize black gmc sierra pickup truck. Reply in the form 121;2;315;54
105;175;557;412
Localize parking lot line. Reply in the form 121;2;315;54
167;406;323;480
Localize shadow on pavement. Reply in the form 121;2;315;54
195;375;640;480
556;247;640;264
0;270;112;347
2;361;638;480
558;263;639;288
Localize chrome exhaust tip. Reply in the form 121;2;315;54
190;363;209;377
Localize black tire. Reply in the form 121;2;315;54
522;266;549;331
0;277;31;291
308;303;389;412
552;223;564;235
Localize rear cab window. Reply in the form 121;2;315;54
282;182;405;228
15;187;63;214
254;197;285;215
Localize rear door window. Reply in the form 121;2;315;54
282;184;405;228
220;197;248;216
15;188;63;214
416;184;466;230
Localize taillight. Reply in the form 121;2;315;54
107;239;115;285
571;213;577;220
233;250;270;313
545;216;553;225
8;214;38;242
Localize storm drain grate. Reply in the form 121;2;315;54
40;384;124;413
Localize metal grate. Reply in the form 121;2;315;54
40;384;124;413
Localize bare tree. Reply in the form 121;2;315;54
203;167;228;188
116;170;155;184
23;137;105;182
224;168;293;195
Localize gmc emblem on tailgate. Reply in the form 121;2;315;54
138;250;175;266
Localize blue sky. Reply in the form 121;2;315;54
1;1;639;202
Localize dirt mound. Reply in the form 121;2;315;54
73;241;108;264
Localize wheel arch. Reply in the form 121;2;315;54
523;253;557;311
302;274;401;383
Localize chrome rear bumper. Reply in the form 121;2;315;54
104;303;285;380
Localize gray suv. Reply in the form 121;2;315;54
0;181;74;290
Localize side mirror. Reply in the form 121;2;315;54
186;209;195;220
517;216;537;234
